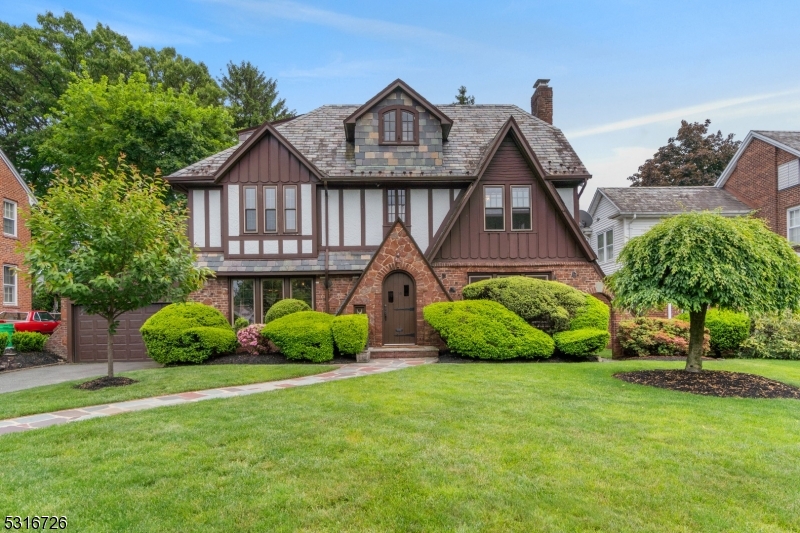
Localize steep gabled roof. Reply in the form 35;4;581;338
0;148;35;206
343;79;454;142
716;130;800;187
426;116;598;264
591;187;752;217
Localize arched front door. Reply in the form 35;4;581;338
383;271;416;344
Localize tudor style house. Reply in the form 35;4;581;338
167;79;604;350
0;148;35;312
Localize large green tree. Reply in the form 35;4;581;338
453;85;475;105
607;212;800;372
24;159;210;377
221;60;295;129
628;120;740;186
41;72;235;179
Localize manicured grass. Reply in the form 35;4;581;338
2;359;800;532
0;365;336;420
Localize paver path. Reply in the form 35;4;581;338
0;358;435;436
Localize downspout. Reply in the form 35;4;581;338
324;180;330;314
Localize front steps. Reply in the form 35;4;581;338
368;346;440;359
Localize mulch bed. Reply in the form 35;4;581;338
74;376;139;390
615;370;800;399
0;351;63;372
205;353;356;365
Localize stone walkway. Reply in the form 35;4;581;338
0;358;435;436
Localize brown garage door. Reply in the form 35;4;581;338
73;304;167;362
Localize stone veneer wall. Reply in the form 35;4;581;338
188;277;230;321
354;90;443;171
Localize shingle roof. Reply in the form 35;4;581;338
753;131;800;153
168;104;587;179
598;187;752;215
196;251;372;273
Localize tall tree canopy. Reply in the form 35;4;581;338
608;212;800;372
628;120;740;187
25;158;210;377
454;85;475;105
0;11;224;193
40;72;235;179
221;60;295;129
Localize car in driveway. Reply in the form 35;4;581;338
0;311;60;334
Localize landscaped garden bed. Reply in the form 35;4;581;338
615;369;800;399
0;351;62;372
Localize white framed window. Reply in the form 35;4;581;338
243;186;257;233
3;200;16;237
788;207;800;243
264;186;277;233
484;186;504;230
284;186;297;233
387;189;407;223
778;160;800;191
597;229;614;262
511;186;531;230
3;265;16;305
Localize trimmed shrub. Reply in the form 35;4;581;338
262;311;334;362
0;332;7;352
676;309;749;357
233;317;250;332
265;299;311;323
12;332;48;352
570;295;610;331
423;300;554;360
462;276;586;333
740;311;800;360
236;323;267;355
618;317;709;357
332;314;369;355
140;302;237;364
553;328;610;357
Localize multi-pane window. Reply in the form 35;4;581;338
511;186;531;230
381;107;417;144
244;187;257;232
401;111;415;142
262;278;283;319
383;110;396;142
3;200;16;236
597;229;614;262
3;266;15;305
788;207;800;243
232;277;314;324
264;187;277;233
484;186;504;230
290;278;313;304
387;189;406;223
232;279;255;323
284;186;297;232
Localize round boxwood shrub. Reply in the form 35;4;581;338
262;311;334;362
423;300;554;360
553;328;610;357
233;317;249;332
12;331;48;352
676;308;749;356
140;302;237;364
265;298;311;323
570;295;610;331
462;276;586;332
332;314;369;355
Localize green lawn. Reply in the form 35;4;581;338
2;359;800;532
0;365;336;420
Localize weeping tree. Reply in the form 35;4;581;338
24;158;210;378
607;212;800;372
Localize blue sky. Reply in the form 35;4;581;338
4;0;800;207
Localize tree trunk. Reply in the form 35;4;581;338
686;304;708;373
107;317;115;378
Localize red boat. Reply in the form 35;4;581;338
0;311;60;334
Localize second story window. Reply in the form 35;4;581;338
264;187;277;233
3;200;16;237
380;106;418;145
244;187;257;232
597;229;614;262
511;186;531;230
284;186;297;232
788;207;800;243
387;189;406;223
484;186;504;230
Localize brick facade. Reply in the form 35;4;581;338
188;276;231;321
315;274;359;314
0;154;33;313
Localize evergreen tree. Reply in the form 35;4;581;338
454;85;475;105
221;61;295;129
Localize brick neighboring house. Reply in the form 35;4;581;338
0;148;35;313
166;78;606;353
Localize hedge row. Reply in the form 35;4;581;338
675;309;749;356
261;311;369;362
0;331;49;352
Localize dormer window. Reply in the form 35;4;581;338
380;106;418;145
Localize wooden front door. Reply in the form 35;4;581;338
383;271;416;344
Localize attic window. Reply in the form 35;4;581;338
380;106;418;145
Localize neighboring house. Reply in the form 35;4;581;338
166;78;604;350
587;187;751;274
715;131;800;247
0;148;36;312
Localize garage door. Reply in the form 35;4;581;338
73;304;167;362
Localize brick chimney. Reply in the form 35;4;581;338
531;79;553;125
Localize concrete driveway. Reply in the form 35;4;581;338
0;361;161;393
